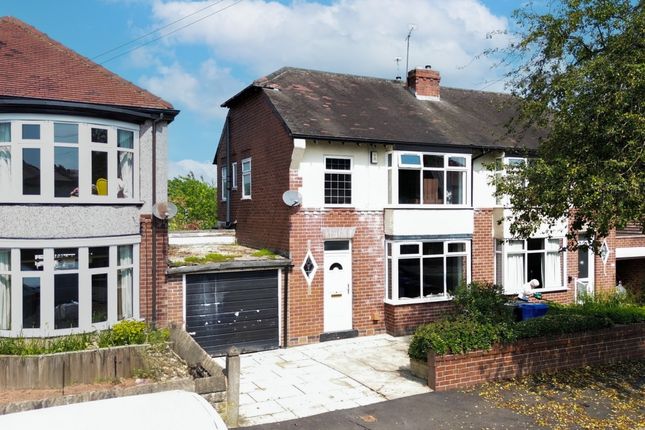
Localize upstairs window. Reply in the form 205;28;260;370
395;152;469;206
0;119;139;202
324;156;352;205
221;166;228;201
241;158;252;199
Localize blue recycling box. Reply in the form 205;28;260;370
517;303;549;321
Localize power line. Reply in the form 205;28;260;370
98;0;244;65
92;0;228;61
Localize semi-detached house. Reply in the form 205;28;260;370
216;66;645;346
0;17;178;337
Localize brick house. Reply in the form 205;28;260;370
215;66;645;345
0;17;178;337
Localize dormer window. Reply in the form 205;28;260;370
0;118;139;203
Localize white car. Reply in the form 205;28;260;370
0;390;228;430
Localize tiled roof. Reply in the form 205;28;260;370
224;67;541;150
0;16;173;111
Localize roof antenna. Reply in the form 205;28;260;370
395;57;402;80
405;24;415;75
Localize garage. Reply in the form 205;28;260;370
185;266;284;356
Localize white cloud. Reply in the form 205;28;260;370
149;0;512;89
169;159;217;184
139;59;242;118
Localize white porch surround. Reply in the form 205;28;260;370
384;208;473;237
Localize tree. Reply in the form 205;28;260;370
167;173;217;230
493;0;644;248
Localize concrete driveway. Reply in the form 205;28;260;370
215;334;430;427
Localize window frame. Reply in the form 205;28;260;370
231;161;238;190
495;237;567;294
388;151;471;207
0;237;140;337
323;155;353;207
241;157;252;199
0;116;139;204
221;165;228;201
385;240;471;304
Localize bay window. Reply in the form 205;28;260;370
390;152;469;206
0;118;138;202
496;238;565;294
386;240;470;302
0;240;139;337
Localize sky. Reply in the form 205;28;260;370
2;0;526;184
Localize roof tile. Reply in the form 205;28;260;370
0;16;173;110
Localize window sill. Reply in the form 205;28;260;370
241;196;252;200
506;287;569;295
384;296;453;306
384;205;472;210
0;199;144;206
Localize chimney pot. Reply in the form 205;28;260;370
407;67;441;101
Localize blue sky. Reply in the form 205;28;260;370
3;0;524;183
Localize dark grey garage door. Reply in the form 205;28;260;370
185;270;279;356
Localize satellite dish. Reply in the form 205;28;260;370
153;201;178;220
282;190;302;207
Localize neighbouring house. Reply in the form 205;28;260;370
214;66;645;347
0;17;178;337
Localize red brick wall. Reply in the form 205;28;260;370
287;209;386;345
427;323;645;391
407;68;440;98
472;209;494;283
157;273;184;327
384;301;454;336
139;214;171;326
217;92;293;254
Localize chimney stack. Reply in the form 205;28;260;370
407;65;440;101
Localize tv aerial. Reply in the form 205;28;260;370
153;201;178;220
282;190;302;207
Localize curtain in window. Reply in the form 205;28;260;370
545;239;562;288
0;250;10;330
117;246;133;319
504;241;525;294
0;146;10;193
117;152;133;198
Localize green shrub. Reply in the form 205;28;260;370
549;296;645;324
452;282;515;324
514;313;613;338
408;318;510;360
108;320;147;346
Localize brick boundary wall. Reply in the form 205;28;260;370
426;323;645;391
384;301;454;336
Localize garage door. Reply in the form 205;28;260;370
185;270;279;356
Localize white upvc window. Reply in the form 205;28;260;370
221;166;228;201
241;157;252;199
495;237;566;294
0;116;139;203
494;156;528;206
385;240;470;303
231;162;237;190
390;151;470;206
324;156;352;206
0;237;139;337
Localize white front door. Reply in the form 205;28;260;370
323;240;352;333
576;234;595;303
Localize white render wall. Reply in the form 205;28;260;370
295;140;390;210
384;209;473;236
139;120;168;214
472;152;500;208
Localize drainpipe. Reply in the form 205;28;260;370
151;113;165;329
283;268;289;348
225;116;232;227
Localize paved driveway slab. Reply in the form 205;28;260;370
215;334;430;427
